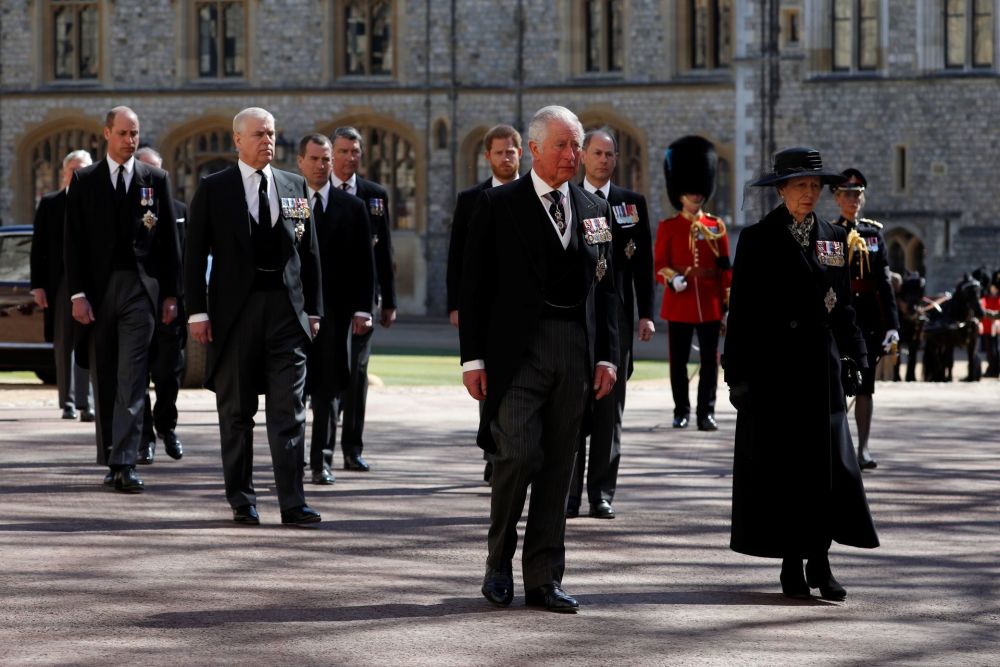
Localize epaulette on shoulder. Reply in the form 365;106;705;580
859;217;883;229
704;212;721;221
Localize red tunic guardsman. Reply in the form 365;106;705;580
653;136;732;431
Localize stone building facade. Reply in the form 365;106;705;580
1;0;997;311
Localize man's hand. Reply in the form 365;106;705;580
309;317;321;339
189;320;213;344
638;318;655;342
161;297;178;325
380;307;397;328
449;310;459;328
463;369;487;401
31;289;48;309
593;365;617;400
72;297;95;324
352;314;373;335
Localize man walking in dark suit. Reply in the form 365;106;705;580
64;107;181;493
568;128;656;520
135;147;185;465
329;126;397;473
297;133;376;485
460;105;619;613
30;149;95;422
186;107;323;526
446;123;522;484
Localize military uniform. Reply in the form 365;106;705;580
833;216;899;394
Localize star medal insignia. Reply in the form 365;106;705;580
824;287;837;313
142;210;157;231
372;233;379;246
596;257;607;281
294;221;305;241
625;238;636;259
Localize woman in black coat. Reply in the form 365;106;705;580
724;147;879;601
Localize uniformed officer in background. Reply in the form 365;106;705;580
832;169;899;470
654;136;731;431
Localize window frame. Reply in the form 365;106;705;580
681;0;733;72
191;0;248;81
45;0;102;83
832;0;881;72
337;0;396;78
944;0;995;69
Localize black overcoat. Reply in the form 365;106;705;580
446;177;492;313
30;189;67;342
723;205;879;557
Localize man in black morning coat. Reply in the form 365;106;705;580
297;133;375;485
64;106;181;493
185;107;323;526
460;105;619;613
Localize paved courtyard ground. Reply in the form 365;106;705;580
0;374;996;665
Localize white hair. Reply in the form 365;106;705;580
528;105;583;147
62;149;93;169
233;107;275;134
134;146;162;167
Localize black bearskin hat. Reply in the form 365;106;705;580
664;136;717;211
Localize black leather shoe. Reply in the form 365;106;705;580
481;565;514;607
343;454;370;471
483;461;493;484
281;505;322;525
162;431;183;460
780;558;810;599
858;450;878;470
102;471;115;487
62;405;78;420
697;414;719;431
806;558;847;601
113;468;144;493
137;440;155;465
525;583;579;613
589;499;615;519
311;469;336;485
672;414;690;429
233;505;260;525
80;409;96;423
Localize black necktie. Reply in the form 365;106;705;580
257;170;271;227
594;189;606;200
545;190;566;234
115;165;126;203
313;191;324;217
340;182;350;192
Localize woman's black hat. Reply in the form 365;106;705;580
750;147;847;187
664;135;717;211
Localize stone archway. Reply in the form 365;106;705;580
159;117;238;206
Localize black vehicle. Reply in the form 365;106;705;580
0;225;55;383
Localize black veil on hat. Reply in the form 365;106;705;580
750;147;847;187
664;135;717;211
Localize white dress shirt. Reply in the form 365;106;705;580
331;173;357;196
583;178;611;199
238;159;279;227
308;181;372;321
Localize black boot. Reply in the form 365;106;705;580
805;553;847;601
780;558;810;599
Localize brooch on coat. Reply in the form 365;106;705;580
583;217;612;245
142;210;157;231
815;240;845;267
596;257;608;281
281;197;311;220
294;221;305;242
825;287;837;313
625;238;636;259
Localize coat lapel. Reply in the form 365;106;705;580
224;166;253;257
507;175;550;284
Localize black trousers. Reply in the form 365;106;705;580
90;271;155;468
340;326;373;457
213;290;309;511
668;320;720;418
309;393;340;472
54;278;92;411
142;314;184;440
487;318;589;590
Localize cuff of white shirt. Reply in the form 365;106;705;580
597;361;617;373
353;311;373;320
188;312;209;323
308;315;320;322
462;359;485;372
70;292;86;301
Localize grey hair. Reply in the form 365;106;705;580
332;126;364;150
62;149;93;169
583;127;618;152
135;146;162;166
527;106;583;147
233;107;275;133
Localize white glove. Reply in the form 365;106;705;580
671;275;688;293
881;329;899;351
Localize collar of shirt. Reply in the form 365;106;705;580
490;176;506;188
307;181;331;211
530;169;572;249
106;155;135;191
583;178;611;199
332;173;357;195
238;159;279;226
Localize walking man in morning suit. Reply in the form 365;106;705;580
330;126;397;472
460;106;619;613
569;128;656;520
135;146;186;465
185;107;323;526
64;106;181;492
446;123;523;484
297;133;376;485
30;149;95;422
